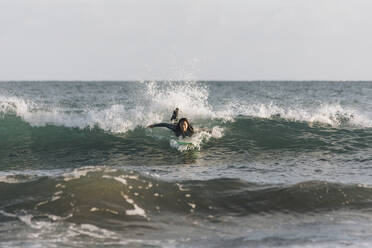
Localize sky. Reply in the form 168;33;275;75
0;0;372;81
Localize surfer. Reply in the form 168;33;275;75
147;109;194;138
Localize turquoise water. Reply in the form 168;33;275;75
1;81;372;247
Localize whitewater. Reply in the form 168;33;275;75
1;81;372;248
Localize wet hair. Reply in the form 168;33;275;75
178;118;194;133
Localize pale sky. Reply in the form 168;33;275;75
1;0;372;81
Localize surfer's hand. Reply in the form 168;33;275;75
147;125;154;128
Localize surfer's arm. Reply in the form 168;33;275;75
148;123;177;132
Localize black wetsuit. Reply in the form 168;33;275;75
151;123;194;138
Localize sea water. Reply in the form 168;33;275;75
1;81;372;247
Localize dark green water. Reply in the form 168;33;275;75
1;81;372;247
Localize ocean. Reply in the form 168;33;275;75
0;81;372;247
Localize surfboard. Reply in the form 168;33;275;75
177;141;194;146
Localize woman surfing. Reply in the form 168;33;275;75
147;108;194;138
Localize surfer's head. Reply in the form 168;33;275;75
178;118;192;133
179;118;188;132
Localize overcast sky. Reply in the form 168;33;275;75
1;0;371;81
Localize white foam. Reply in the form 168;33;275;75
63;166;103;181
176;183;189;192
0;170;59;184
51;196;61;202
120;192;146;217
228;101;372;128
170;125;224;151
188;203;196;209
102;175;128;185
18;215;53;230
89;207;119;215
0;210;17;218
0;175;26;184
34;200;49;209
69;223;117;239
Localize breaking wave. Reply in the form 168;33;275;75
1;81;371;135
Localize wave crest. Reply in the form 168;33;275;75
1;82;371;133
2;168;372;220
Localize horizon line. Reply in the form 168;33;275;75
1;79;372;82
